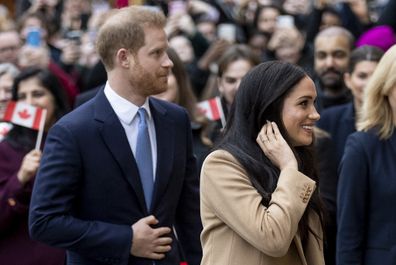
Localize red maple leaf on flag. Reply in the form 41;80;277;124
198;107;207;114
18;109;31;120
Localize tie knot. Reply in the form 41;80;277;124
138;108;148;126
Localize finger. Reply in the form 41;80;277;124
153;227;171;237
257;124;268;146
265;121;275;140
154;245;171;253
143;215;158;225
271;122;281;139
148;253;166;260
27;155;41;163
154;237;173;245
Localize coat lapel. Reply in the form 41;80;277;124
149;98;175;211
94;90;147;213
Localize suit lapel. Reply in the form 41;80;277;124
149;98;175;211
94;90;148;213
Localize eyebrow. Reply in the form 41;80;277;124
297;95;315;100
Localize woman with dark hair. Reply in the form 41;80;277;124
154;48;213;170
200;61;325;265
0;67;69;264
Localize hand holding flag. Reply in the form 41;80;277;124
2;101;47;150
197;96;226;128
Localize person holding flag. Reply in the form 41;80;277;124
204;44;259;141
0;67;69;265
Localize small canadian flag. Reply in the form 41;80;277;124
197;96;226;127
0;122;12;141
3;101;46;130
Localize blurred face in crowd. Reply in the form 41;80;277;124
169;35;194;64
248;33;268;58
127;26;173;98
197;21;217;43
344;60;378;111
314;35;350;92
282;76;320;146
320;12;342;31
20;16;48;42
0;31;21;65
31;0;59;7
0;73;14;117
275;43;301;65
17;77;56;129
283;0;310;15
257;7;280;35
218;59;253;106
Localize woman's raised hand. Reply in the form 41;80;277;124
256;121;298;171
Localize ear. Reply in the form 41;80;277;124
116;48;131;68
344;72;352;91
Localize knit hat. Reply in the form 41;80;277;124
356;25;396;52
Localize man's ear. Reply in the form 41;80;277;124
116;48;131;68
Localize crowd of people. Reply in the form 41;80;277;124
1;0;396;265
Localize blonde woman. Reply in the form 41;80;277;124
337;44;396;265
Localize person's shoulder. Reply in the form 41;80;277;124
317;103;353;130
74;86;102;108
346;130;380;151
320;102;352;119
349;129;378;141
203;149;238;166
149;97;188;118
56;99;95;129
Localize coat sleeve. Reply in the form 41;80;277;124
200;150;316;257
29;123;132;265
0;143;31;232
337;133;368;264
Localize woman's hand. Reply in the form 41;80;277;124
256;121;298;171
17;150;42;185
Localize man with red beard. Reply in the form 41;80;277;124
29;6;202;265
314;26;354;112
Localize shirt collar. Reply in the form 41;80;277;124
104;82;152;125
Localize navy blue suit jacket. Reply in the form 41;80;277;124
316;102;356;165
337;130;396;264
29;90;202;265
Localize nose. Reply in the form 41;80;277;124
324;55;335;68
235;79;242;91
309;106;320;121
163;53;174;68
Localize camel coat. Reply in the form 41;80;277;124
200;150;325;265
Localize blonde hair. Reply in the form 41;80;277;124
357;44;396;139
95;6;166;70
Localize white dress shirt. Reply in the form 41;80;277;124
104;82;157;179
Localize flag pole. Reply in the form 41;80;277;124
35;109;47;150
216;97;226;129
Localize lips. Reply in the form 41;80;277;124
301;124;314;132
